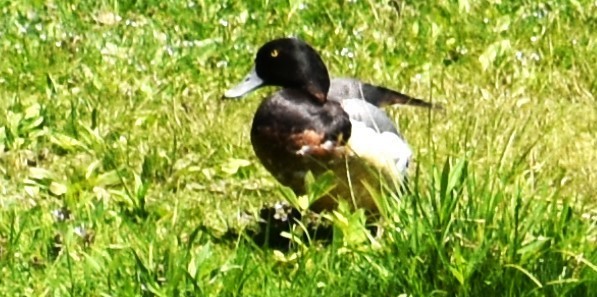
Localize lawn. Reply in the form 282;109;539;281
1;0;596;296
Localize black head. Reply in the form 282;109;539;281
224;38;331;103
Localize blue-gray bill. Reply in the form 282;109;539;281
224;67;264;98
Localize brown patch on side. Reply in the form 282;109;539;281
288;130;341;157
290;130;324;147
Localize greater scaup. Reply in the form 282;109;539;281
225;37;435;213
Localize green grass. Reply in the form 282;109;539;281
1;0;596;295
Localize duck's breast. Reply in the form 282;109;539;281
249;90;352;193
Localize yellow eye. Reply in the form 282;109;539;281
270;49;279;57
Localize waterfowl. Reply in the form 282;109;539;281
225;38;434;213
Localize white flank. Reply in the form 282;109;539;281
346;120;412;180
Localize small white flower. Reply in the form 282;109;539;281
74;225;87;238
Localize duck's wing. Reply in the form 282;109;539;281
329;78;439;109
340;98;400;135
340;99;412;178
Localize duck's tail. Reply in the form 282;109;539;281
360;82;442;109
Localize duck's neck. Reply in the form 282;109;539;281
303;80;329;103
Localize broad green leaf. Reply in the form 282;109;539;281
221;158;251;175
49;181;67;196
28;167;54;181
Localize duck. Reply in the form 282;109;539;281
224;37;435;213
